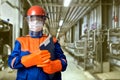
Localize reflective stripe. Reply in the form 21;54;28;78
11;57;16;68
62;59;67;63
39;34;51;46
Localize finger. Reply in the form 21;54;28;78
40;50;50;55
37;64;48;67
37;61;50;67
40;53;50;57
41;50;49;53
43;59;50;63
42;56;51;61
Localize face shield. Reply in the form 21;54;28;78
27;15;46;32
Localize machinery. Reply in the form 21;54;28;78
0;19;12;70
107;28;120;67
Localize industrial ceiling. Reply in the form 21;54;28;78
21;0;99;37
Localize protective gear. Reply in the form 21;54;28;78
43;59;62;74
8;34;67;80
28;20;44;38
28;20;44;32
27;15;46;22
27;6;47;38
29;30;43;38
27;6;46;16
21;50;50;67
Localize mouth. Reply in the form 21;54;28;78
29;27;42;31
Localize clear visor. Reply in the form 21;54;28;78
27;15;46;22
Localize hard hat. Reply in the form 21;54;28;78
27;5;46;16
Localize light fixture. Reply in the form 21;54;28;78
59;20;63;27
63;0;71;7
0;25;3;29
57;28;60;32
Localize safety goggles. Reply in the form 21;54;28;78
27;15;46;22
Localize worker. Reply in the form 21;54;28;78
8;5;67;80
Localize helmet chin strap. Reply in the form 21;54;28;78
29;30;43;38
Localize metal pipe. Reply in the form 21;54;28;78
70;0;98;27
107;29;110;44
1;1;22;14
109;43;113;54
27;0;32;6
112;0;115;28
93;30;96;52
112;0;118;28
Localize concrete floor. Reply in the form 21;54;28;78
0;68;16;80
0;49;96;80
95;71;120;80
62;50;96;80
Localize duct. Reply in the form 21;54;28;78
6;1;19;9
63;0;91;27
69;0;98;28
69;0;94;22
78;1;97;19
68;6;88;26
0;1;23;15
36;2;113;7
27;0;32;6
70;7;82;21
4;1;21;41
61;7;70;24
64;7;74;22
67;7;78;22
66;2;90;27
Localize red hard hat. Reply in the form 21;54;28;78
27;5;46;16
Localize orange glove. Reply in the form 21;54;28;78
43;59;62;74
21;50;50;67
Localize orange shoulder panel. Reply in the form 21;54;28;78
17;36;31;43
16;36;30;51
16;35;49;52
16;36;27;44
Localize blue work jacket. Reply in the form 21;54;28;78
8;35;67;80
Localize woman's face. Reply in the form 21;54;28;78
27;15;45;32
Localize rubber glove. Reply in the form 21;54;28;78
43;59;62;74
21;50;50;67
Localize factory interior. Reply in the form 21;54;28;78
0;0;120;80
